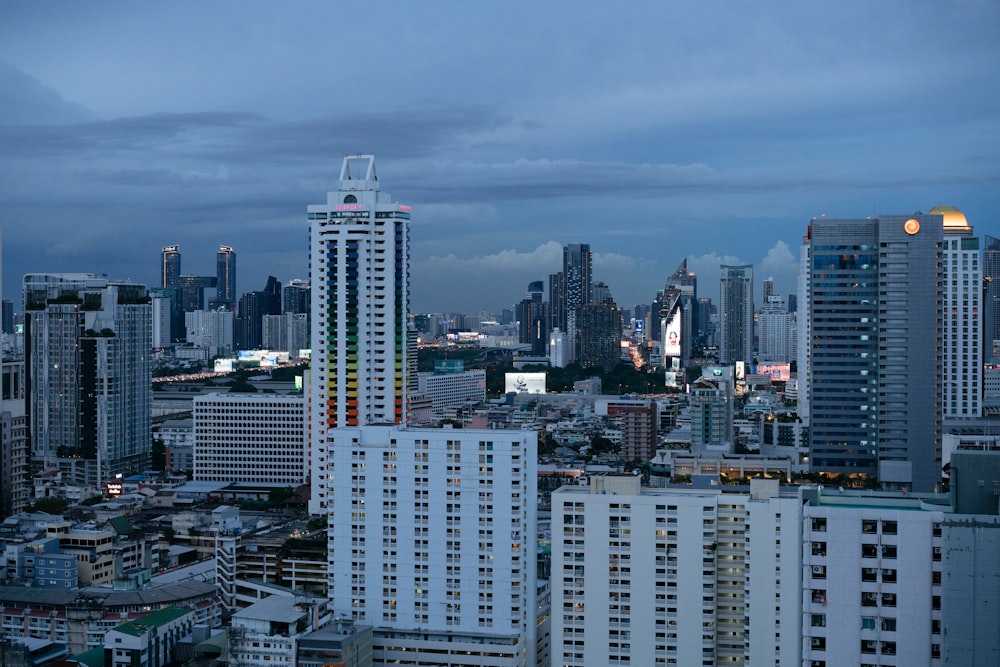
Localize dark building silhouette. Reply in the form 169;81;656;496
178;275;217;312
579;298;622;373
161;245;181;289
518;281;547;356
213;245;237;308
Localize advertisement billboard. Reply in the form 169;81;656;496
505;372;546;394
755;363;791;381
663;310;681;357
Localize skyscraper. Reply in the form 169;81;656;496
719;264;754;365
309;155;409;431
803;214;943;490
933;206;981;418
214;244;236;308
308;156;538;665
517;280;546;355
560;243;592;361
655;259;697;369
579;298;622;372
161;245;181;289
758;294;791;363
983;234;1000;361
24;274;151;486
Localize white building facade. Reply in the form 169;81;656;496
550;477;801;667
184;308;234;356
193;393;307;487
324;425;538;666
415;369;487;415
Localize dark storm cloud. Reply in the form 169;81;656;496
0;1;998;311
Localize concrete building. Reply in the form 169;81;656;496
757;294;790;363
0;581;220;655
184;308;234;356
935;206;981;418
719;264;753;365
550;477;802;666
193;393;306;488
802;214;943;490
229;596;329;667
415;369;486;416
23;274;151;487
297;618;374;667
321;425;538;666
690;376;733;449
103;606;195;667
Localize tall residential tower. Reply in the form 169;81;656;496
23;274;151;486
719;264;754;365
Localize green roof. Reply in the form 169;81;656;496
113;606;191;636
72;646;105;667
109;516;134;535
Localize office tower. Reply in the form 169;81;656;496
983;235;1000;361
286;312;309;358
2;300;12;335
655;259;697;369
549;328;570;368
215;244;236;308
590;280;611;304
234;291;266;350
283;279;310;315
803;214;942;491
763;276;774;301
551;477;802;667
787;293;797;313
309;157;538;666
263;275;282;315
548;272;565;340
563;243;592;316
151;294;173;349
697;296;716;347
561;243;592;360
23;274;151;486
178;275;217;312
517;280;546;355
758;294;791;363
185;308;235;356
150;287;183;342
262;313;287;351
690;374;734;448
933;206;981;418
579;299;622;372
308;155;408;431
720;264;754;365
161;245;181;288
193;393;306;486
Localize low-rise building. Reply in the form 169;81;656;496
103;606;195;667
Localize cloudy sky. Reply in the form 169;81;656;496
1;2;997;314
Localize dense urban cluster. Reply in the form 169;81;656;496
1;156;999;666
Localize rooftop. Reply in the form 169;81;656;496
112;606;192;636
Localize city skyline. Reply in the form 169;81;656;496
1;2;997;313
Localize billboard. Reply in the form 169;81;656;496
755;363;791;381
214;358;234;373
505;372;546;394
663;310;681;357
435;359;465;373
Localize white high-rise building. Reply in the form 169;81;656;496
308;157;539;666
184;308;234;356
23;274;151;486
193;393;307;487
757;294;790;363
934;206;981;418
324;426;537;666
551;477;802;667
308;155;409;449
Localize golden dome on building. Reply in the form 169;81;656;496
928;205;970;231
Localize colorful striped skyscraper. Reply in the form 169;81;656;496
308;156;409;512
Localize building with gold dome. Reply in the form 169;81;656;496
932;206;982;419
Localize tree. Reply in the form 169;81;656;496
268;486;295;506
32;497;70;515
589;435;618;457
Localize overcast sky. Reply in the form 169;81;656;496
1;1;997;314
